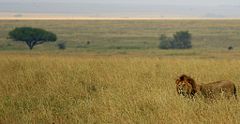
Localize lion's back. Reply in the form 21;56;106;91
200;80;236;98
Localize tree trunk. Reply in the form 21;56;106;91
26;41;31;50
29;45;34;50
26;41;35;50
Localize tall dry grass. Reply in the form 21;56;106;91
0;53;240;123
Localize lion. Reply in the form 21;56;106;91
176;74;237;99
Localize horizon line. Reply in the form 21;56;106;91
1;17;240;20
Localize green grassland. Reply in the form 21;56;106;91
1;20;240;54
1;20;240;123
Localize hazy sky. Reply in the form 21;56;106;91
0;0;240;18
0;0;239;5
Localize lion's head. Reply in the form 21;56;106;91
176;74;197;97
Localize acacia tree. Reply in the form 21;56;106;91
9;27;57;50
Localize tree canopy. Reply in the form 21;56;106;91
159;31;192;49
9;27;57;49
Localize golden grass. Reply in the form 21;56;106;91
0;53;240;123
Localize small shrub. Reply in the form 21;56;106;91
57;42;66;50
159;31;192;49
159;34;172;49
172;31;192;49
87;41;91;45
228;46;233;50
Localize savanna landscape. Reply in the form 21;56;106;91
1;20;240;123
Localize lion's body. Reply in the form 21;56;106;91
176;75;237;99
199;80;237;99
